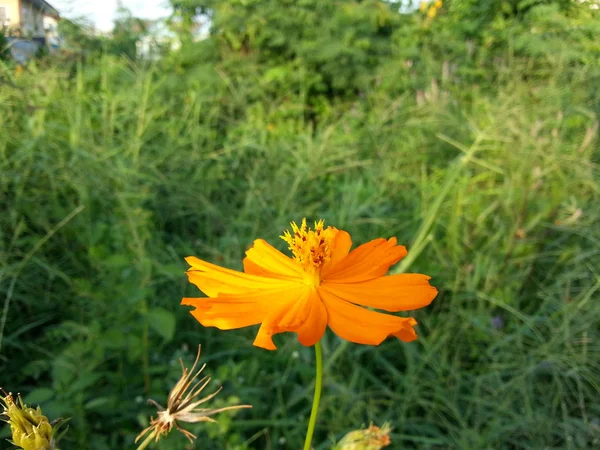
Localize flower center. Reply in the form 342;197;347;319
281;218;336;285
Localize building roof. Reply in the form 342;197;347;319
27;0;60;19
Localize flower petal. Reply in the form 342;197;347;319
296;289;328;347
318;287;418;344
182;290;270;329
321;229;352;273
186;256;294;297
321;274;438;312
182;283;305;330
330;229;353;264
243;239;303;279
322;237;407;282
253;287;327;350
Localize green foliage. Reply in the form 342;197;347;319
0;28;9;62
1;1;599;449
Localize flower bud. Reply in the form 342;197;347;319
336;423;391;450
1;392;54;450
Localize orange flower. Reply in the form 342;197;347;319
182;219;437;350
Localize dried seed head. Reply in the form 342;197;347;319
135;345;252;445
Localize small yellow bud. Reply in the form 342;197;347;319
1;392;54;450
336;423;391;450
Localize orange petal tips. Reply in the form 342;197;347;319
182;219;438;350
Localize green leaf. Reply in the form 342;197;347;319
85;397;113;411
147;307;176;342
70;373;104;392
24;388;55;404
158;263;187;278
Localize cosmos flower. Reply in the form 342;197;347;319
182;219;437;350
135;346;251;445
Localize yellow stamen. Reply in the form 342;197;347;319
281;218;336;285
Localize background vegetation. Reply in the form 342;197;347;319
1;0;599;449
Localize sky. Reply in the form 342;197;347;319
50;0;173;31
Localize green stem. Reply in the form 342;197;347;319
135;430;157;450
303;341;323;450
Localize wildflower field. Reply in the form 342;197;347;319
1;1;599;449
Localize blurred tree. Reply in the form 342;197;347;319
169;0;213;44
0;27;9;61
110;1;149;59
57;18;104;56
57;4;149;60
443;0;583;38
165;0;402;103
